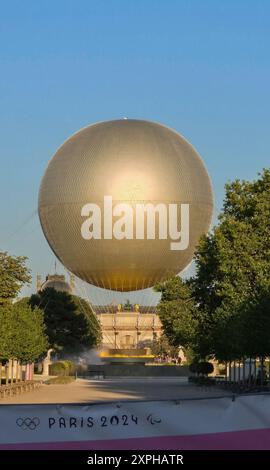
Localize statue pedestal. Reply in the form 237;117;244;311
42;359;51;376
42;348;54;376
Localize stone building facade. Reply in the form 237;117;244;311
94;305;162;349
36;275;162;350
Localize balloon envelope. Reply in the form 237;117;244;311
38;119;213;291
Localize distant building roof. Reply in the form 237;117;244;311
93;305;157;314
39;274;72;294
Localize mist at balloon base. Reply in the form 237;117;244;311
60;348;105;369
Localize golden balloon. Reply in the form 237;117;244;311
38;119;213;291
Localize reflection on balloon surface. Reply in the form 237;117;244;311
39;119;213;291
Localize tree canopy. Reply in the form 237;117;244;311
25;288;102;356
155;276;198;351
193;168;270;360
0;302;48;362
0;251;31;305
193;169;270;315
151;334;180;358
155;169;270;363
0;251;47;362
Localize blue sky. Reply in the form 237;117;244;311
0;1;269;302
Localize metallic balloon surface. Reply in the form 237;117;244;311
39;119;213;291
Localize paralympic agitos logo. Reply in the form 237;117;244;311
81;196;189;251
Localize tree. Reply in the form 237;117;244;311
26;288;101;356
0;304;13;360
12;302;49;362
155;277;198;353
193;169;270;360
0;251;31;305
151;334;179;358
241;291;270;360
155;170;270;367
0;302;48;362
195;169;270;307
71;295;102;349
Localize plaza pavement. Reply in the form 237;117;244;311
0;377;232;404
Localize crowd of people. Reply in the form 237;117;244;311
154;354;182;365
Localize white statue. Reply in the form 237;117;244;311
42;348;54;376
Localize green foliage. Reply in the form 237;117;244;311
155;277;198;351
155;276;191;301
49;361;68;376
189;362;215;384
46;376;75;384
48;360;76;377
197;362;214;375
27;288;102;355
155;169;270;365
240;290;270;359
183;347;197;365
0;250;47;363
0;302;48;362
0;251;31;305
189;362;214;375
192;169;270;359
0;304;13;359
151;335;179;357
189;363;199;374
71;295;102;347
61;360;76;375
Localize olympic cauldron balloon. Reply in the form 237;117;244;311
38;119;213;291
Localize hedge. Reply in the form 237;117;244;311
189;362;214;376
49;360;76;377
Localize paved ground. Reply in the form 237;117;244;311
0;378;232;404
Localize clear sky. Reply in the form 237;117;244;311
0;1;269;303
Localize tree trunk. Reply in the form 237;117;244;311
26;363;29;381
260;357;264;388
248;358;252;388
10;359;14;385
238;360;241;384
7;361;11;385
30;363;34;380
0;361;2;387
229;361;232;384
15;360;19;383
233;361;236;383
5;364;8;385
268;358;270;391
243;358;246;385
